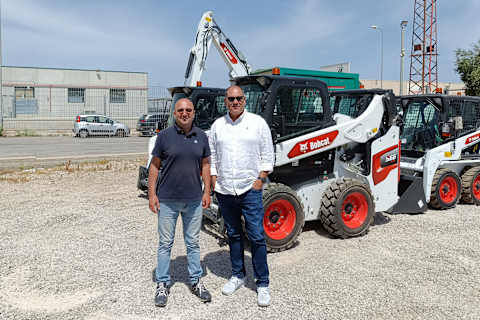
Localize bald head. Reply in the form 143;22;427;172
226;85;244;97
225;85;246;121
174;98;194;112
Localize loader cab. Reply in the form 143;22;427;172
399;95;443;157
330;89;397;134
234;75;334;143
167;86;226;130
330;89;391;117
399;95;480;157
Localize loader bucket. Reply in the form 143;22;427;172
388;176;428;214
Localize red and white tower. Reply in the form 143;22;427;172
408;0;439;94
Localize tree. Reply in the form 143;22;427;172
455;40;480;96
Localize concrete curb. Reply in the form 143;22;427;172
0;152;146;169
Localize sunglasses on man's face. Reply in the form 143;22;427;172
176;108;193;113
227;96;245;102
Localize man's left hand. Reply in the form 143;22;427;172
202;192;211;208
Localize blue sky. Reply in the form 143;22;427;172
3;0;480;88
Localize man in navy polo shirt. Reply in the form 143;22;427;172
148;98;212;307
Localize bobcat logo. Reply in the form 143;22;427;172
300;143;308;153
385;154;397;162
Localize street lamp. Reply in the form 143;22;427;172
370;25;383;89
400;20;408;95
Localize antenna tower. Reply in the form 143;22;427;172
408;0;438;94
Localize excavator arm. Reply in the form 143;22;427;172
184;11;251;87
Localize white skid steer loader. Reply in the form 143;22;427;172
203;76;420;252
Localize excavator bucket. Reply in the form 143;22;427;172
388;176;428;214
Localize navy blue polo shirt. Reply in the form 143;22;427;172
152;123;211;202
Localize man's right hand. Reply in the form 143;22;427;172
149;195;160;213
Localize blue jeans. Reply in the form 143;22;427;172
155;201;203;286
216;189;269;287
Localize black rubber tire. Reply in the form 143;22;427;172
116;130;126;137
429;168;461;209
262;183;305;253
79;130;88;138
319;178;375;238
460;167;480;205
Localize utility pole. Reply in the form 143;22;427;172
400;20;408;95
370;25;384;89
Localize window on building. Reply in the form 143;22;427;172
110;89;126;103
68;88;85;103
15;87;35;99
14;86;38;115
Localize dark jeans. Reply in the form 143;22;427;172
216;189;269;287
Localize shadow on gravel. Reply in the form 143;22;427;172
203;250;257;293
150;255;213;289
150;251;257;292
302;220;333;239
302;212;392;238
372;212;392;226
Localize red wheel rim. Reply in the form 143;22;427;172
341;192;368;229
473;174;480;200
263;199;296;240
439;176;458;204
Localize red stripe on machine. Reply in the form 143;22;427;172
372;145;399;185
287;131;339;158
220;43;238;64
466;133;480;145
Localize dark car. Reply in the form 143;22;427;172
136;113;168;136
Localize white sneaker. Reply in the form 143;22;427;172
222;276;245;295
257;286;271;307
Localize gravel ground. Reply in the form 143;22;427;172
1;160;479;320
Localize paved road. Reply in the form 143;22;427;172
0;136;150;168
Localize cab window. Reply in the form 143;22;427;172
272;87;326;140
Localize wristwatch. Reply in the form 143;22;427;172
257;176;267;183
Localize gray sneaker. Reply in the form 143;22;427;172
222;276;245;295
257;286;271;307
154;282;170;307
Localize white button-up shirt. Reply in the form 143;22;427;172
209;110;274;196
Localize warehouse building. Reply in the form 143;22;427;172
0;66;150;133
361;79;465;96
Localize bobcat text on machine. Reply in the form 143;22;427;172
389;94;480;213
203;75;422;252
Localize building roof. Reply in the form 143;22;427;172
2;65;147;74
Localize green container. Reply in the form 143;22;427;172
252;67;360;91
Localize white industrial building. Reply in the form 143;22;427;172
0;66;149;132
360;79;465;96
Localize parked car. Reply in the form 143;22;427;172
136;113;168;136
137;122;163;192
73;114;130;138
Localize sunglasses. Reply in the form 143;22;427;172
227;96;245;102
176;108;193;113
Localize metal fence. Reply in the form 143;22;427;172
0;86;172;134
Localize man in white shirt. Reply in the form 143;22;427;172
209;85;274;307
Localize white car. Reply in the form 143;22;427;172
73;114;130;138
